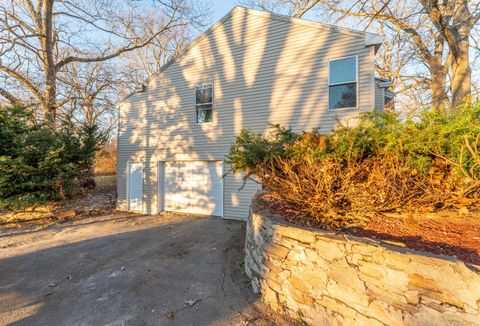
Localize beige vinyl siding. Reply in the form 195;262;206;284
375;80;385;112
117;7;377;219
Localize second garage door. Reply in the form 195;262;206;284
164;161;223;217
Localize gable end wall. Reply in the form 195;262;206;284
117;8;377;219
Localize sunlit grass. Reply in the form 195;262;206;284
94;175;116;190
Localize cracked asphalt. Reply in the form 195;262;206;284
0;213;290;325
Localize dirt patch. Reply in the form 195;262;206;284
0;176;117;228
260;193;480;266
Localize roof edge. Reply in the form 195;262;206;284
118;6;384;104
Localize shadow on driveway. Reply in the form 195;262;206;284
0;213;288;325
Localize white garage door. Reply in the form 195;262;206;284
164;161;223;216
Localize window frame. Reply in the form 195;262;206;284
195;82;214;125
327;55;358;110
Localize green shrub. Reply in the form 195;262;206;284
227;103;480;227
0;105;106;209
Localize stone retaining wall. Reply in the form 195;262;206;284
245;196;480;325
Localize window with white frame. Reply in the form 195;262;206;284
195;83;213;123
329;56;357;110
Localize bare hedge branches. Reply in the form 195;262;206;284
257;155;459;229
227;104;480;229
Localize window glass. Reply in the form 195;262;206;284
195;83;213;123
196;86;212;104
329;83;357;109
329;57;356;84
329;57;357;109
196;106;213;124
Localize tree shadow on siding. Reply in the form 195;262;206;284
118;8;373;218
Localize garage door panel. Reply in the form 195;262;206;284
165;162;191;212
164;161;223;216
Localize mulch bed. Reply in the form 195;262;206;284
346;214;480;266
261;194;480;266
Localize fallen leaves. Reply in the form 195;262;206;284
184;299;201;308
163;311;176;320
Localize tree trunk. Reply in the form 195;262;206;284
429;57;448;112
450;37;471;108
42;0;57;123
43;82;57;122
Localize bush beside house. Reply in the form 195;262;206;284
227;102;480;228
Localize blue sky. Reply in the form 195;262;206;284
200;0;326;33
208;0;241;23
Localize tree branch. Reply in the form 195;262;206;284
0;65;44;101
0;85;21;104
293;0;321;18
55;22;179;70
323;2;433;62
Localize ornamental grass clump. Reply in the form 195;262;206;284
226;102;480;229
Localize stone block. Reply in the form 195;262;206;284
302;271;328;293
289;275;311;293
264;260;283;275
408;274;438;292
366;299;405;326
357;261;386;280
351;243;383;257
263;243;290;260
265;277;283;293
290;287;315;307
274;224;316;244
56;210;76;221
314;240;345;261
263;286;279;305
345;253;363;265
405;290;420;305
325;279;370;309
383;251;412;266
317;296;362;321
286;247;307;261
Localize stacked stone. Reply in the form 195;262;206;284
245;195;480;326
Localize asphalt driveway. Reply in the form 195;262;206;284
0;213;287;325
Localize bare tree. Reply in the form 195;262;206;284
58;61;119;135
120;11;191;89
0;0;205;122
374;22;432;111
245;0;480;111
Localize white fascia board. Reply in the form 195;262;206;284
365;33;383;53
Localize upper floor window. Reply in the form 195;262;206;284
196;83;213;123
329;56;357;110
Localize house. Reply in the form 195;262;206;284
116;6;390;220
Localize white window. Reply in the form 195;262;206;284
329;56;357;110
195;83;213;123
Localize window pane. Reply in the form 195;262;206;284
196;109;212;123
329;83;357;109
329;57;356;84
196;84;212;104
